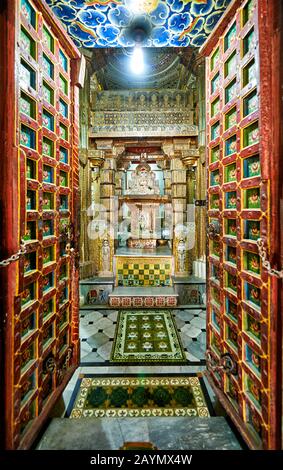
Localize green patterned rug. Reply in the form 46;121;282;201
110;310;186;363
68;375;211;419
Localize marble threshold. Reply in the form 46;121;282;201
109;286;177;297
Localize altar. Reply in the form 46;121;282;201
114;247;173;287
111;160;176;297
118;161;172;249
90;144;200;308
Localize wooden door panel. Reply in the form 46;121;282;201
201;0;282;450
0;0;81;449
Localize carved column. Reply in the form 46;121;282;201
171;156;188;276
79;152;92;279
86;150;104;275
180;147;199;276
195;146;206;261
186;167;196;275
195;58;207;268
115;170;124;197
114;146;126;198
79;57;96;280
96;141;116;275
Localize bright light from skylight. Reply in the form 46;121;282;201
130;46;144;74
127;0;146;14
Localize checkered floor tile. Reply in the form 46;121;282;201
79;308;206;365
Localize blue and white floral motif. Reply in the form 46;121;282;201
96;37;111;47
118;30;136;47
68;0;88;8
68;23;97;46
50;3;77;22
149;2;170;26
46;0;234;48
166;0;185;14
72;38;82;48
151;26;170;47
204;10;224;33
191;0;214;16
215;0;231;9
170;34;190;47
108;6;132;27
189;17;205;36
77;8;107;28
191;33;207;47
168;12;192;34
96;24;120;43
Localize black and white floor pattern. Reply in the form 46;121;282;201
79;308;206;366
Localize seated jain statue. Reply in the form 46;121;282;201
126;163;159;195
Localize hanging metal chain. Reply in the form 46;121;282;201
0;240;27;267
65;242;75;256
206;351;238;376
257;238;283;278
207;222;220;240
43;356;57;375
62;223;75;257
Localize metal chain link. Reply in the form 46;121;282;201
65;242;75;256
205;351;237;376
257;238;283;279
0;240;27;267
207;222;220;240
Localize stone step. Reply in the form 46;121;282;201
109;286;178;308
79;277;206;308
80;278;114;307
36;416;242;450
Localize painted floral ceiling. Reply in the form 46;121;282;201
46;0;232;48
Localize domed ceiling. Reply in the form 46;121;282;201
46;0;232;48
91;47;196;89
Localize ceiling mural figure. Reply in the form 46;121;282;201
46;0;232;48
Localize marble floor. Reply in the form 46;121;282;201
108;286;177;295
37;416;243;450
58;306;208;417
80;307;206;366
36;305;245;451
41;354;245;451
115;246;172;256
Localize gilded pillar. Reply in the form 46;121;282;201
195;147;206;260
98;153;116;274
195;58;207;263
171;157;189;276
180;148;199;276
79;58;96;279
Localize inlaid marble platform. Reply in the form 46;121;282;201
109;287;178;307
115;253;173;287
115;246;172;257
79;275;206;308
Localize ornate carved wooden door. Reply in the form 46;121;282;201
0;0;82;449
201;0;282;450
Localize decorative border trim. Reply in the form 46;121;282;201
66;374;212;419
109;296;178;308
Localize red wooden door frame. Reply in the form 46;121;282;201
0;0;82;450
200;0;282;450
0;0;18;450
